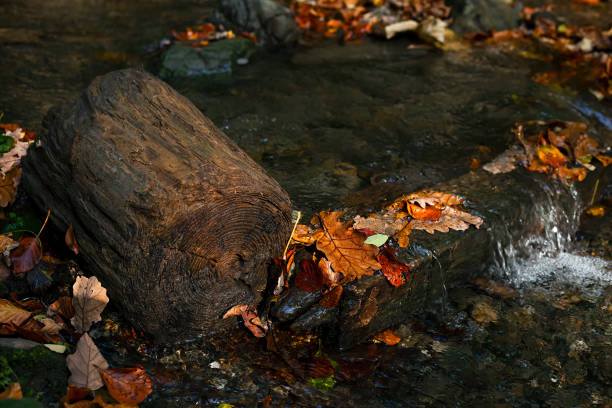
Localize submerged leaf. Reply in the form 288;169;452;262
100;367;152;405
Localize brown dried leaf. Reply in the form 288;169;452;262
410;207;483;234
66;333;109;390
0;234;18;257
292;224;320;245
482;145;526;174
0;168;21;208
0;298;32;335
48;296;75;321
36;316;62;336
404;190;464;208
0;128;32;176
0;382;22;399
372;329;401;346
319;285;343;308
222;304;248;319
314;211;381;284
71;276;109;333
353;214;407;236
318;257;340;286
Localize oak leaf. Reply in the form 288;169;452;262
313;211;380;284
100;367;152;405
292;224;319;245
482;145;526;174
0;128;31;176
11;237;42;275
71;276;109;333
66;333;109;390
353;214;407;236
404;190;465;208
410;206;483;234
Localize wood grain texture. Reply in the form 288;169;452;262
22;69;293;342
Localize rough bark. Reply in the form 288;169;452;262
22;68;293;343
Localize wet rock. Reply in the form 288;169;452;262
272;288;323;322
160;39;258;78
449;0;521;34
214;0;299;49
289;304;338;331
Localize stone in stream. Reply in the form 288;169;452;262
214;0;300;49
273;164;610;349
449;0;521;34
22;68;293;343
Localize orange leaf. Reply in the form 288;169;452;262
65;386;92;403
527;158;550;173
555;166;587;182
48;296;75;321
292;224;319;245
0;382;22;399
319;285;343;308
313;211;381;283
573;135;600;161
406;203;442;221
537;144;568;168
100;367;152;405
10;236;42;275
595;154;612;167
65;225;79;255
222;304;248;319
372;329;401;346
396;223;411;248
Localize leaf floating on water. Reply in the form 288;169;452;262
66;333;109;390
406;202;442;221
100;367;153;405
11;237;42;275
71;276;109;333
363;234;389;247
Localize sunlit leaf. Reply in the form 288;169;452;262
71;276;109;333
376;247;409;287
372;329;401;346
66;333;109;390
100;367;152;405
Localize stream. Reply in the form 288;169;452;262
0;0;611;407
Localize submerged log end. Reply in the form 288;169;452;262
23;68;293;342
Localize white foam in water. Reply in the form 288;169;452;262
510;251;612;287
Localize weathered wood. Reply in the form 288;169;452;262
22;69;293;343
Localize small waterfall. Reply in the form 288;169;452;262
489;178;611;288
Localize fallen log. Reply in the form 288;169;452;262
22;69;293;343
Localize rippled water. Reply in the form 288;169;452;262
1;0;611;407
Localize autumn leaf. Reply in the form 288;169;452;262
65;226;79;255
0;168;21;208
585;204;605;217
353;214;407;236
48;296;75;322
319;285;343;308
313;211;381;284
554;165;587;182
537;144;568;168
11;236;42;275
376;247;410;287
573;134;600;161
294;259;325;293
317;258;340;286
100;367;152;405
71;276;109;333
410;206;483;234
405;191;465;208
0;298;32;335
0;128;32;176
595;154;612;167
0;234;18;257
372;329;401;346
66;333;109;390
482;145;526;174
396;223;412;248
222;304;268;337
292;224;319;245
406;202;442;221
0;382;22;399
64;386;92;403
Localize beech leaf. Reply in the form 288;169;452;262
66;332;109;390
353;214;407;236
65;225;79;255
11;237;42;275
377;247;410;287
71;276;109;333
100;367;153;405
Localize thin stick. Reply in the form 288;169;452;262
35;209;51;240
590;179;600;206
282;211;301;260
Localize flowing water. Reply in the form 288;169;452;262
0;0;611;407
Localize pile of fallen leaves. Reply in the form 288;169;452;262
291;0;452;43
171;22;258;47
224;190;482;338
0;123;35;208
467;7;612;99
483;120;611;182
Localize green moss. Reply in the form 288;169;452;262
0;356;18;391
0;346;67;406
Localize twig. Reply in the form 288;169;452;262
35;209;51;240
282;211;301;260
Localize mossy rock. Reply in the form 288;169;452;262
0;346;67;406
160;39;259;79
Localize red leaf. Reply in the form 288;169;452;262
100;367;152;405
377;247;410;287
294;259;325;292
65;225;79;255
11;237;42;274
